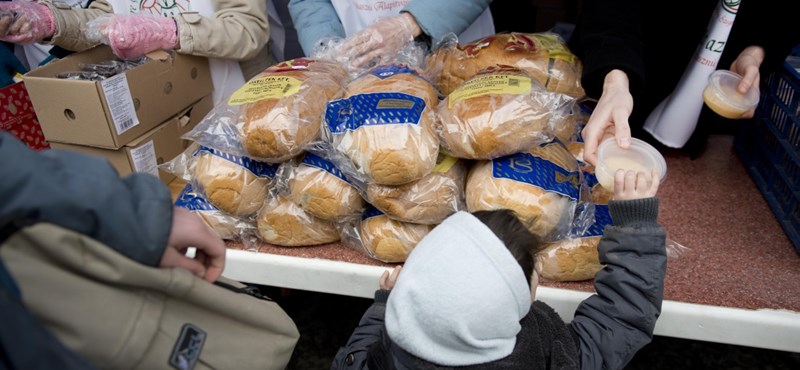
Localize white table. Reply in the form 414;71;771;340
223;249;800;354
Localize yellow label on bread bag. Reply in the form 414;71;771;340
433;153;458;173
448;75;532;108
529;33;577;64
227;76;302;106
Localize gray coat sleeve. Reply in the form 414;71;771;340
0;133;172;266
403;0;493;43
331;289;390;370
288;0;346;56
570;198;666;370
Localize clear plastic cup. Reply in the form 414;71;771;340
703;70;759;119
595;137;667;191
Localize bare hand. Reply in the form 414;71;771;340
730;46;765;119
613;169;660;200
582;69;633;166
379;265;402;290
160;207;226;282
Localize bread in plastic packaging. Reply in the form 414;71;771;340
256;193;340;246
366;154;466;224
240;58;347;161
175;183;253;240
346;206;434;263
535;204;612;281
466;140;584;241
438;66;574;159
286;152;365;221
427;32;584;98
324;64;439;185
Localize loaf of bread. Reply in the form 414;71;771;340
358;209;434;262
366;154;466;224
175;182;251;240
238;58;347;162
288;152;365;221
325;64;439;185
438;66;573;159
192;146;279;217
256;194;340;246
466;140;581;240
534;204;612;281
427;32;584;98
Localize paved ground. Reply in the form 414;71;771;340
257;287;800;370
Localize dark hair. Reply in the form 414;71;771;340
471;209;542;286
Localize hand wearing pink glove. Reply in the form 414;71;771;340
88;14;179;61
0;0;56;44
341;12;422;68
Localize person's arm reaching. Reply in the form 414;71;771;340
288;0;345;56
403;0;492;43
570;170;666;370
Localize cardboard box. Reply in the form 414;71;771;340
25;45;212;149
50;95;212;184
0;81;49;150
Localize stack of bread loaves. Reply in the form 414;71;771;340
427;32;585;99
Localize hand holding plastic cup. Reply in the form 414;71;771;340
703;70;759;119
595;137;667;191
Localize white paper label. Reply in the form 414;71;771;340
130;140;158;177
100;74;139;135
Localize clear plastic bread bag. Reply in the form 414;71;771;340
340;205;434;263
254;191;341;247
466;139;594;242
159;143;280;218
174;182;257;242
273;146;366;222
437;65;576;159
363;153;467;225
425;32;585;98
322;64;440;185
183;58;349;163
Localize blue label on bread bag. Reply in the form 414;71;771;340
361;204;384;220
366;64;421;79
580;204;612;237
301;152;349;183
583;170;598;188
175;183;218;212
325;93;426;134
193;146;278;178
491;152;580;200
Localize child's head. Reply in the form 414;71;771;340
384;210;540;366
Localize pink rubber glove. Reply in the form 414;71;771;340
0;0;56;44
341;12;421;68
88;14;178;60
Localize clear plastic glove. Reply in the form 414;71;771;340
341;12;421;68
160;207;226;282
730;46;765;119
0;0;56;44
582;69;633;166
86;13;178;60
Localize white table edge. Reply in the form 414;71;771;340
223;249;800;353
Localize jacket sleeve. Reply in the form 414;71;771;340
567;0;644;101
288;0;345;56
331;289;390;369
403;0;492;43
569;198;666;370
0;133;173;267
45;0;269;61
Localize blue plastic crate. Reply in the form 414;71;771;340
734;49;800;253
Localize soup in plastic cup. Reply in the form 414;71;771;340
703;70;759;119
595;137;667;191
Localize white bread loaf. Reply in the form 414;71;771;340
256;194;340;247
192;147;278;217
359;209;434;262
325;65;439;185
466;140;581;240
288;152;365;221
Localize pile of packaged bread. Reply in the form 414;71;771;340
161;32;617;281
